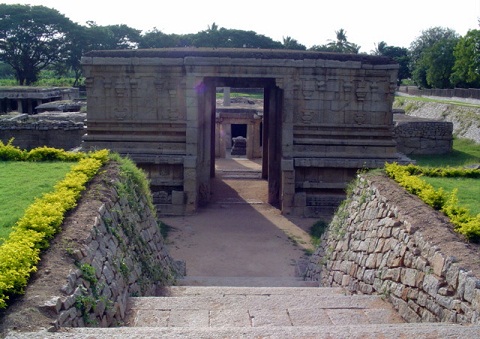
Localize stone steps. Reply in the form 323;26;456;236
125;287;405;328
8;322;480;338
7;286;480;338
176;276;319;287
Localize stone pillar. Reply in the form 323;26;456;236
17;99;23;113
223;87;230;106
253;117;262;158
267;86;282;207
184;75;201;213
281;159;295;215
215;122;226;158
246;122;254;159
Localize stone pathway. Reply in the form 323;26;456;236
163;157;320;281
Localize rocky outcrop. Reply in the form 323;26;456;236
306;173;480;324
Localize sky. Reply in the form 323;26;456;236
2;0;480;53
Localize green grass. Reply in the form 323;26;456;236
408;138;480;217
395;95;480;109
409;138;480;167
216;91;264;100
0;161;74;240
422;176;480;215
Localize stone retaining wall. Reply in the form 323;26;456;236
0;162;181;337
393;113;453;155
305;173;480;324
42;163;180;329
0;120;84;150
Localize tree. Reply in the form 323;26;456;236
326;29;360;53
372;41;411;85
282;36;306;50
409;27;459;88
190;25;283;49
372;41;388;55
450;29;480;88
139;29;187;48
0;4;76;85
309;29;360;53
83;22;141;51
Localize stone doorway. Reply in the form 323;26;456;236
81;48;403;217
202;78;283;208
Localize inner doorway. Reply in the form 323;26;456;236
202;77;283;208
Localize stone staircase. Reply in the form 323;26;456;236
7;283;480;338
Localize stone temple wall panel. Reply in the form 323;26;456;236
82;48;403;217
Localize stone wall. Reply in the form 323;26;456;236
0;161;181;332
0;119;85;151
393;113;453;155
52;163;180;328
305;173;480;324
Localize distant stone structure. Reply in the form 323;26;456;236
0;87;79;114
393;112;453;155
81;48;405;216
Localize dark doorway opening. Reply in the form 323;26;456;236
231;123;247;139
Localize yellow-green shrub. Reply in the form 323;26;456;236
0;138;26;160
0;138;92;162
26;146;84;162
385;162;480;242
0;149;109;309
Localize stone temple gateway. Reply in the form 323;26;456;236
81;48;403;217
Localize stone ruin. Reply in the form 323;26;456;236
81;48;407;217
0;87;79;114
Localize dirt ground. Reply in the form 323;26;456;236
163;157;321;278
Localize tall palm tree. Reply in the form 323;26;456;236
327;29;360;54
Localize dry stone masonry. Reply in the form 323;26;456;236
81;48;405;217
38;163;180;329
0;118;84;150
393;112;453;155
305;173;480;324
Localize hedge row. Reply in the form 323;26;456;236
395;163;480;179
0;146;109;309
0;138;85;162
385;162;480;242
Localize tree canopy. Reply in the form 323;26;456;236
373;41;411;85
450;29;480;88
0;4;76;85
409;27;459;88
309;29;360;54
0;4;479;89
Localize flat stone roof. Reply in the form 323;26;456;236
82;47;397;65
0;87;78;99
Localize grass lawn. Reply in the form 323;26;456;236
0;161;74;241
409;138;480;216
422;176;480;215
410;138;480;167
216;91;263;100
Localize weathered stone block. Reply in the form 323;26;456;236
401;268;418;287
423;274;444;297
